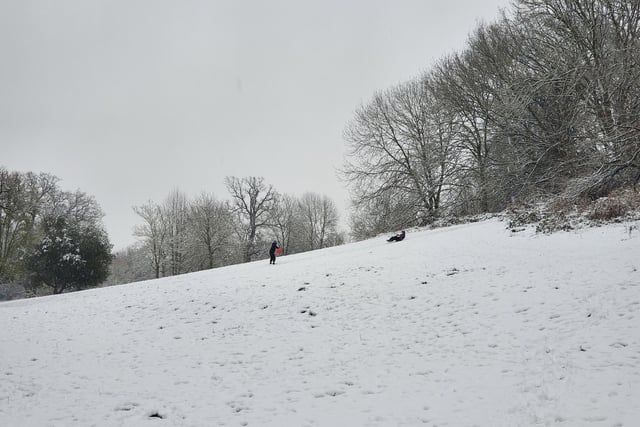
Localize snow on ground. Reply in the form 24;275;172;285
1;218;639;427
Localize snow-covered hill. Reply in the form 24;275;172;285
1;218;639;427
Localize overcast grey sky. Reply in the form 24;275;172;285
1;0;511;250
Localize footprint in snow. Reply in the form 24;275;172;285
314;390;345;398
147;411;165;419
114;402;140;412
610;342;628;348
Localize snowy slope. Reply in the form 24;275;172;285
1;218;639;427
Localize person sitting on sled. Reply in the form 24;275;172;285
387;230;406;242
269;240;279;264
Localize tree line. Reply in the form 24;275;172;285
107;176;343;285
343;0;640;239
0;171;343;296
0;167;112;297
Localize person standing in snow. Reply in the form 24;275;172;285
387;230;406;242
269;240;279;264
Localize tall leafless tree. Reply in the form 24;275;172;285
225;176;276;262
163;189;189;276
133;201;168;279
187;193;233;270
297;192;339;250
268;193;298;255
342;75;459;228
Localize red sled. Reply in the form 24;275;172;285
276;248;283;255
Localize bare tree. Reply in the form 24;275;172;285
316;195;339;249
432;46;504;212
187;193;233;269
225;176;276;262
46;190;105;228
342;75;459;227
163;189;189;275
297;193;321;250
268;193;298;255
133;201;168;279
297;192;339;250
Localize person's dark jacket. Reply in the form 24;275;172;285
270;241;279;254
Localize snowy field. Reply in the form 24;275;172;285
1;218;639;427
